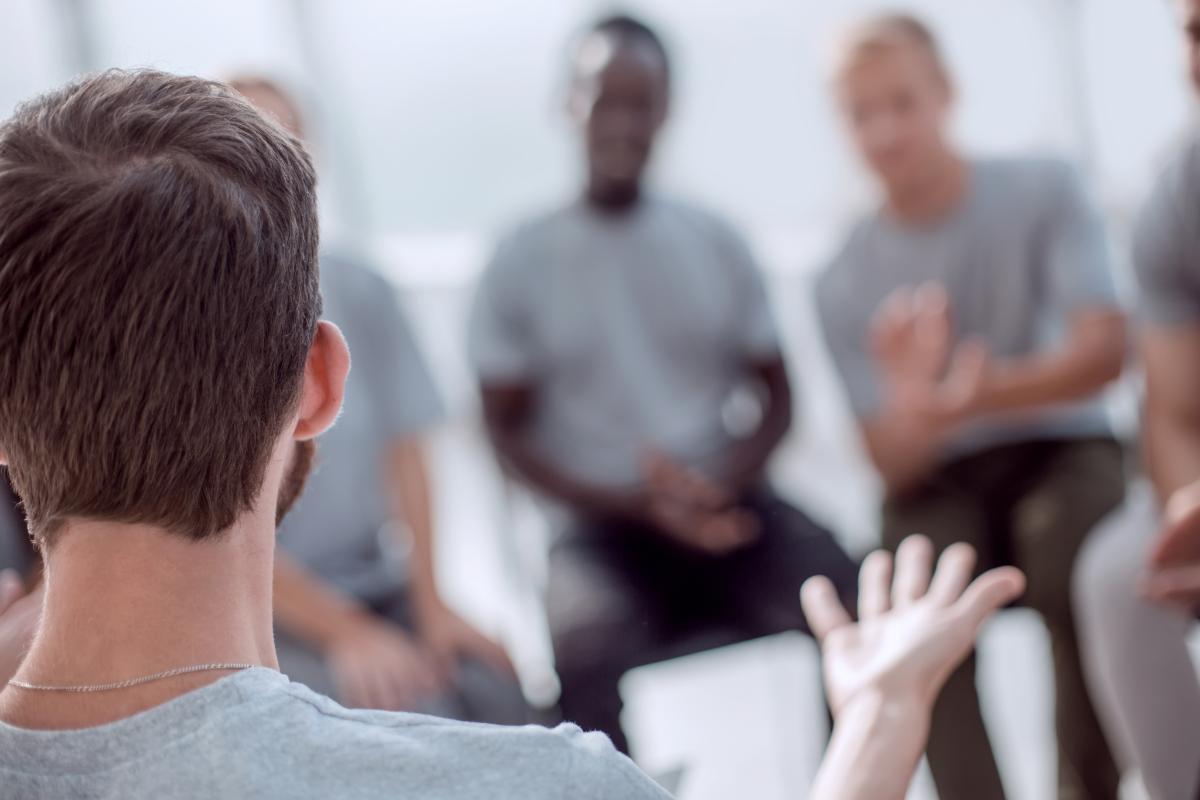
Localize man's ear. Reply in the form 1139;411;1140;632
294;320;350;441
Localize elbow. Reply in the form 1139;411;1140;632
1079;313;1128;389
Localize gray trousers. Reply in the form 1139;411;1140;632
1073;481;1200;800
275;589;528;726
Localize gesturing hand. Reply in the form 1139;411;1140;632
870;284;992;430
415;597;516;682
325;615;441;712
640;451;759;555
801;535;1025;716
1144;480;1200;611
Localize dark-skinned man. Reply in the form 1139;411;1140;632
468;15;858;754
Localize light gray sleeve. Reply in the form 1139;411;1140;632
1042;161;1119;313
815;265;880;419
557;726;675;799
467;235;539;383
371;287;445;438
710;218;781;359
1132;140;1200;327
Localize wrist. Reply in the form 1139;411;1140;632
836;687;931;732
316;604;376;651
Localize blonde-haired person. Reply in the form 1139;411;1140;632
1073;2;1200;797
816;12;1127;800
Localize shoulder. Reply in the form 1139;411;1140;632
818;215;877;298
653;196;748;244
1145;127;1200;213
320;251;396;307
480;204;580;288
975;154;1080;196
262;683;666;797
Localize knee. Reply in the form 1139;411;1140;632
1071;520;1142;625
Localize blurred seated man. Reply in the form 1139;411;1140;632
1073;2;1200;797
815;13;1127;800
468;14;859;755
0;68;1027;800
230;77;523;723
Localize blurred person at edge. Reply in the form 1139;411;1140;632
231;76;526;725
468;14;859;757
1073;1;1200;797
816;12;1127;800
0;471;39;689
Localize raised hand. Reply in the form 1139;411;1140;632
1144;480;1200;611
802;535;1025;715
869;284;992;430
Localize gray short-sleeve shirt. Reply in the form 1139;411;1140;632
0;668;671;799
1133;128;1200;327
277;254;445;600
817;157;1119;459
468;196;780;490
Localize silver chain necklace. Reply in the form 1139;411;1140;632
7;663;254;693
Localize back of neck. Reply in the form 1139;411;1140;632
0;518;277;730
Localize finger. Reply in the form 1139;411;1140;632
952;566;1025;632
1141;564;1200;608
926;542;977;606
801;575;852;643
892;535;934;607
0;570;24;614
333;661;372;710
363;660;404;711
858;549;893;620
1153;494;1200;567
869;289;913;346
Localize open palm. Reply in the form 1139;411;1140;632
802;536;1025;716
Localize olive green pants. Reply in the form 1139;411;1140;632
883;438;1124;800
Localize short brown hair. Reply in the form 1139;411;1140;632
0;69;321;545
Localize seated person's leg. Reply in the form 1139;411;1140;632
883;477;1006;800
1073;481;1200;800
547;519;680;754
372;591;528;726
712;487;858;640
1009;438;1124;800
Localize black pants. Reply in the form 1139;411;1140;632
883;438;1124;800
546;485;858;753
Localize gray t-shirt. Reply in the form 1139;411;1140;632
277;254;444;601
468;196;780;490
0;668;670;799
1133;127;1200;326
817;157;1118;460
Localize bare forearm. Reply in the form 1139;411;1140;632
721;357;793;493
273;553;368;650
810;692;930;800
974;312;1124;415
863;410;949;496
386;439;438;604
